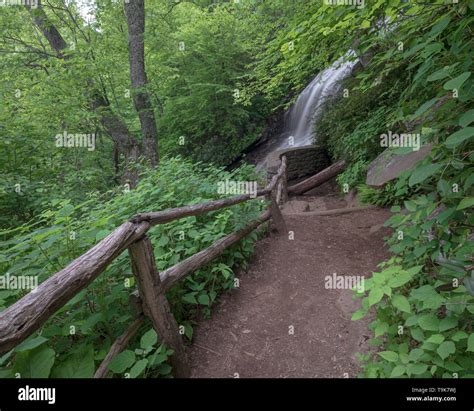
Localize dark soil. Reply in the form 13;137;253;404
188;183;392;378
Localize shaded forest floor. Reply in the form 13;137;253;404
188;181;392;377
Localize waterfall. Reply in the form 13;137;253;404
278;55;357;150
250;54;358;170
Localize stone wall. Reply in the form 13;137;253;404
266;145;330;182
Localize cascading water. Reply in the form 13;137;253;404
278;56;357;150
254;55;357;170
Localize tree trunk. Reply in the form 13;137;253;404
28;1;143;182
288;160;347;195
124;0;159;167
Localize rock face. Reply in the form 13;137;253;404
266;145;330;181
366;144;433;188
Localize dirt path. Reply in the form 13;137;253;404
188;183;392;378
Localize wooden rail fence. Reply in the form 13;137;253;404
0;156;289;378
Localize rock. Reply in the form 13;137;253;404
369;224;384;234
366;144;433;187
281;200;310;215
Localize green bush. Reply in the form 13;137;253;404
346;4;474;378
0;157;265;378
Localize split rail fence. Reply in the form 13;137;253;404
0;157;289;378
0;156;347;377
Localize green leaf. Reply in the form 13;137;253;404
14;336;48;352
150;353;168;366
459;109;474;127
457;197;474;210
408;164;443;186
408;363;428;375
108;350;135;374
427;67;450;82
157;235;169;247
128;359;148;378
184;324;193;341
428;15;451;37
368;288;384;306
140;329;158;350
51;345;95;378
426;334;445;344
410;285;445;310
58;204;75;217
95;230;110;241
408;348;424;362
388;271;413;288
157;363;172;375
451;331;468;342
375;322;389;337
418;315;439;331
14;346;55;378
445;127;474;149
439;317;458;332
412;98;438;119
467;334;474;352
411;328;425;342
390;365;406;377
392;294;411;313
378;351;398;362
437;341;455;360
443;72;471;91
198;293;210;306
182;293;198;304
351;309;367;320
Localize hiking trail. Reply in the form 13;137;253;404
188;181;391;378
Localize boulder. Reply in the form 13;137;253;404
366;144;433;188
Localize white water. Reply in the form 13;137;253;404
277;55;357;150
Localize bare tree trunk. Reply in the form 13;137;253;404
124;0;159;167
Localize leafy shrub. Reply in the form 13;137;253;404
348;4;474;378
0;157;266;378
357;182;415;208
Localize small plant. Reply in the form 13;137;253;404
357;183;409;207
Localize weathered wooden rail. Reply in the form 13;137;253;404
0;156;289;378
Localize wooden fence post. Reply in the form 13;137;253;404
129;236;189;377
267;189;287;235
280;156;288;204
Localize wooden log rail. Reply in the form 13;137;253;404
0;156;288;378
288;159;346;195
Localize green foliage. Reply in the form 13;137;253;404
357;183;414;208
0;157;265;378
1;0;473;381
154;3;267;165
344;1;474;378
316;69;406;188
